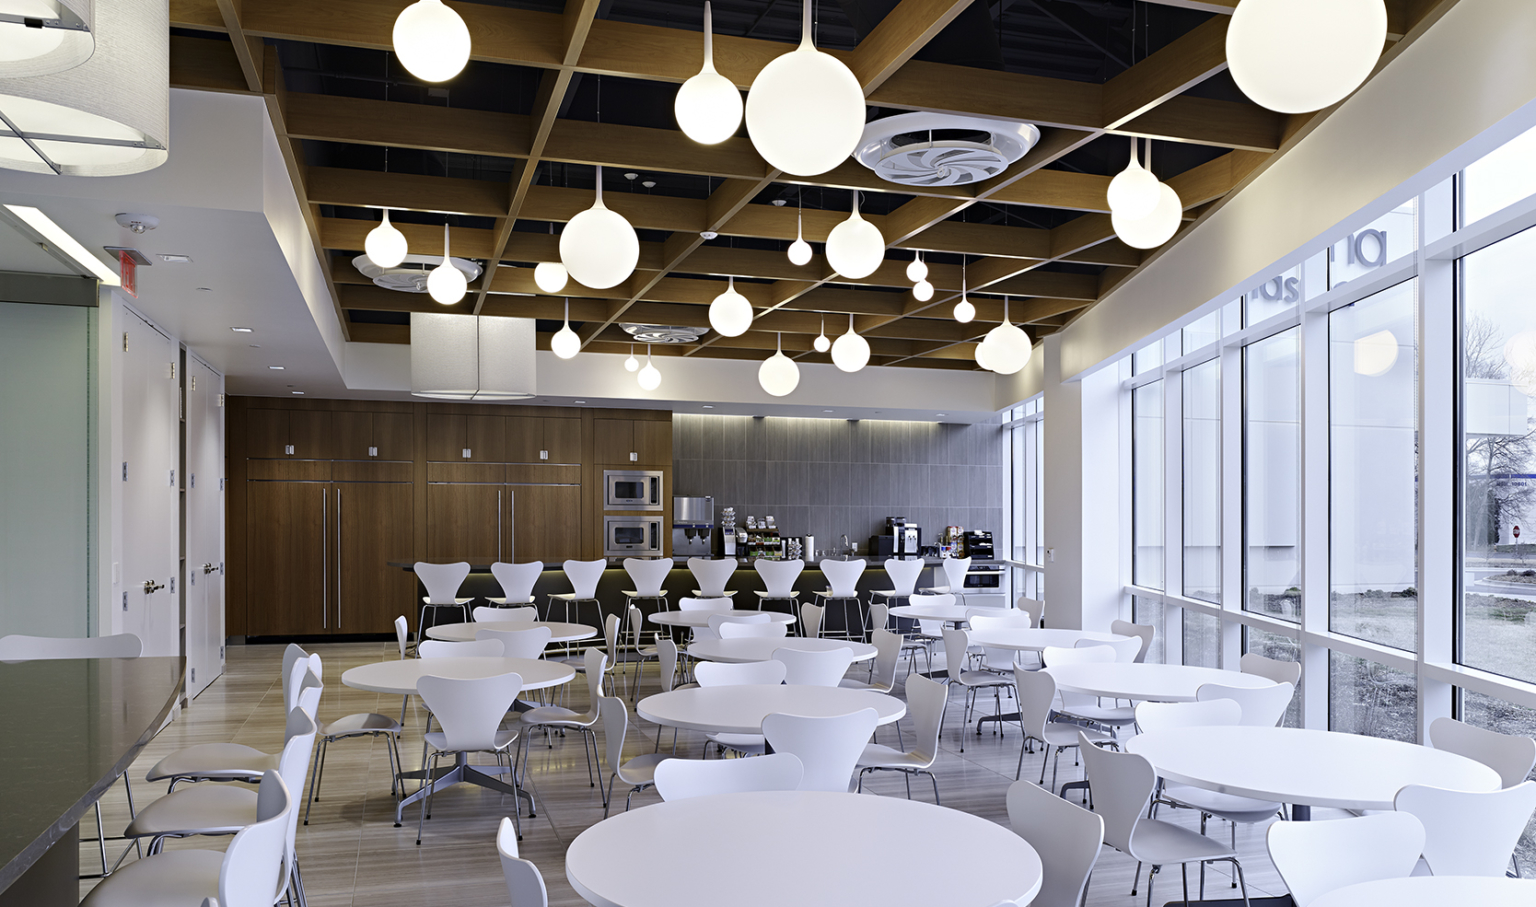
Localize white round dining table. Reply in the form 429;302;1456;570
1044;662;1273;702
1126;726;1501;813
340;656;575;695
887;603;973;624
637;685;904;735
565;790;1044;907
687;637;877;664
969;628;1127;652
1309;876;1536;907
425;620;596;643
648;609;795;629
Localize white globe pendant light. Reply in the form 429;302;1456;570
913;280;934;302
906;252;928;283
758;333;801;397
952;258;973;322
1112;182;1182;250
825;193;885;280
709;276;754;337
982;297;1031;375
1107;137;1161;220
637;345;662;391
393;0;472;83
675;2;743;145
813;316;831;353
788;205;813;265
973;336;993;371
744;0;866;176
427;222;468;305
830;312;870;373
560;165;640;289
624;344;640;372
550;298;581;359
365;208;408;269
1227;0;1387;114
534;261;568;293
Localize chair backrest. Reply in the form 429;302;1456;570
1266;813;1425;907
1110;620;1155;663
868;601;890;634
477;626;553;660
904;674;948;763
394;616;409;659
688;557;738;597
419;638;503;659
821;558;866;597
1197;681;1295;727
0;632;142;660
654;752;805;801
1015;596;1044;627
598;696;630;774
941;627;971;684
940;556;971;589
497;816;549;907
1240;651;1302;686
1043;644;1115;667
883;557;924;596
800;602;823;638
490;561;544;604
1084;635;1141;663
1428;716;1536;789
1134;699;1241;734
562;559;606;599
416;672;523;752
1014;665;1058;739
1006;779;1104;907
657;638;679;693
624;557;672;597
603;613;620;657
1394;781;1536;877
678;597;732;612
868;628;901;690
474;605;537;623
578;646;607;707
415;561;470;603
717;621;787;639
762;708;879;792
909;592;956;608
707;612;771;633
274;709;317;900
755;557;804;597
773;646;855;686
694;659;787;687
627;604;646;647
1077;731;1156;856
217;771;293;907
281;643;309;704
285;656;323;715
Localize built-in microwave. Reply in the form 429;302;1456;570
604;470;663;511
604;516;664;557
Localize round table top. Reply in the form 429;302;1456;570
887;604;974;623
648;609;796;628
1126;726;1502;810
1310;876;1536;907
687;637;878;664
565;790;1043;907
637;685;905;735
968;628;1128;652
1044;662;1274;702
340;656;575;695
425;620;596;643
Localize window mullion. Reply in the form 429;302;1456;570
1299;304;1332;730
1419;184;1457;740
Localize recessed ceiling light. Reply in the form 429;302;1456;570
269;366;284;370
248;344;260;348
196;287;212;292
291;390;304;395
158;253;193;263
573;400;586;404
936;413;946;417
231;327;252;333
823;409;834;413
702;405;714;409
4;205;120;286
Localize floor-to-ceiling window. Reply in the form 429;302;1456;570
1006;399;1045;603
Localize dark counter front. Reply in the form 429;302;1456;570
0;656;183;901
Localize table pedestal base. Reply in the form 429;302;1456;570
1161;898;1292;907
1290;804;1309;821
393;754;532;826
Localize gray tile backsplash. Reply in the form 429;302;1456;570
673;415;1006;555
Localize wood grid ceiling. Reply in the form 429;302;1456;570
167;0;1443;370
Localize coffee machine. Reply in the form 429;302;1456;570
871;517;921;558
672;496;715;559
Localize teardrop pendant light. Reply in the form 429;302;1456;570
830;312;870;373
906;251;928;283
534;261;568;293
427;222;468;305
813;315;831;353
788;202;813;266
913;280;934;302
674;2;743;145
744;0;866;176
365;208;408;268
709;276;754;337
825;192;885;280
551;298;581;359
953;258;975;323
1228;0;1387;114
392;0;471;83
1107;137;1161;220
758;332;801;396
624;344;640;372
980;296;1031;375
637;345;662;390
1111;141;1182;250
560;165;639;289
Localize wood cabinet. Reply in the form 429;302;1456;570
425;413;504;462
245;481;328;635
247;409;332;459
333;411;414;461
594;418;670;466
509;484;581;563
335;480;414;632
507;416;580;464
427;471;504;562
634;420;670;465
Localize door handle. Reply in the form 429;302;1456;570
201;563;216;575
336;488;342;629
142;579;165;594
497;489;503;560
321;486;327;630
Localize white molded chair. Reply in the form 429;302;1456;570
800;602;824;639
80;771;292;907
624;604;663;700
477;626;553;660
415;671;524;844
654;752;805;801
1110;620;1156;663
1239;652;1301;686
1196;682;1295;727
418;638;503;658
1050;642;1135;733
815;558;867;640
1428;716;1536;789
970;611;1033;674
1015;596;1044;628
841;627;902;695
754;557;804;616
306;659;405;825
868;557;924;625
622;557;672;648
762;708;880;793
1266;813;1424;907
1006;779;1105;907
549;558;606;635
651;638;688;753
942;627;1014;752
856;674;947;802
717;620;787;639
599;696;671;816
1014;665;1115;790
497;816;548;907
519;648;605;789
693;659;787;757
905;591;953;661
1393;781;1536;877
489;561;544;607
1081;731;1253;907
474;605;537;623
929;556;971;603
415;561;472;639
678;596;732;613
773;646;855;687
0;632;142;660
688;557;739;599
697;611;768;645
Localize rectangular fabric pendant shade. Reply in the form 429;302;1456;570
410;313;536;401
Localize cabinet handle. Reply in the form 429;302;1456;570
540;450;548;460
497;489;503;560
321;487;327;630
369;446;378;458
336;488;342;629
463;448;471;459
630;451;637;462
286;444;295;456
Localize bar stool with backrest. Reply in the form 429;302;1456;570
489;561;544;608
689;557;739;600
549;559;606;658
753;557;804;618
868;558;925;638
415;561;473;644
815;558;867;640
928;556;971;604
475;605;537;623
622;557;672;665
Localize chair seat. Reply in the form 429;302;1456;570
617;753;673;784
623;590;669;599
520;705;597;729
927;585;952;594
752;590;799;600
690;590;738;598
1162;784;1283;822
79;848;225;907
125;784;256;839
485;596;535;606
549;592;595;601
869;589;912;600
858;743;935;771
815;590;859;599
1040;723;1114;748
839;678;895;694
958;670;1012;688
145;743;277;783
421;597;473;605
424;728;519;753
1127;817;1239;864
321;712;401;738
1058;703;1136;726
707;732;766;756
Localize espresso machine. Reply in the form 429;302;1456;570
870;517;921;557
672;496;715;559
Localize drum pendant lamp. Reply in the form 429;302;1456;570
0;0;93;78
744;0;866;176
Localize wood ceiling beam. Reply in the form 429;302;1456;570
848;0;977;93
169;34;249;93
1138;0;1417;42
1102;16;1229;129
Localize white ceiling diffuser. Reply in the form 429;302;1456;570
352;253;482;294
854;112;1039;187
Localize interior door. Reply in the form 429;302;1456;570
336;480;415;632
184;357;225;696
119;309;180;657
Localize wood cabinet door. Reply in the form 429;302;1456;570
633;420;671;466
542;418;581;464
466;415;505;462
245;410;289;458
331;412;372;461
593;419;634;464
510;484;582;564
425;413;466;461
335;482;415;633
426;482;503;562
246;481;328;635
504;416;542;464
372;412;415;460
288;411;333;459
